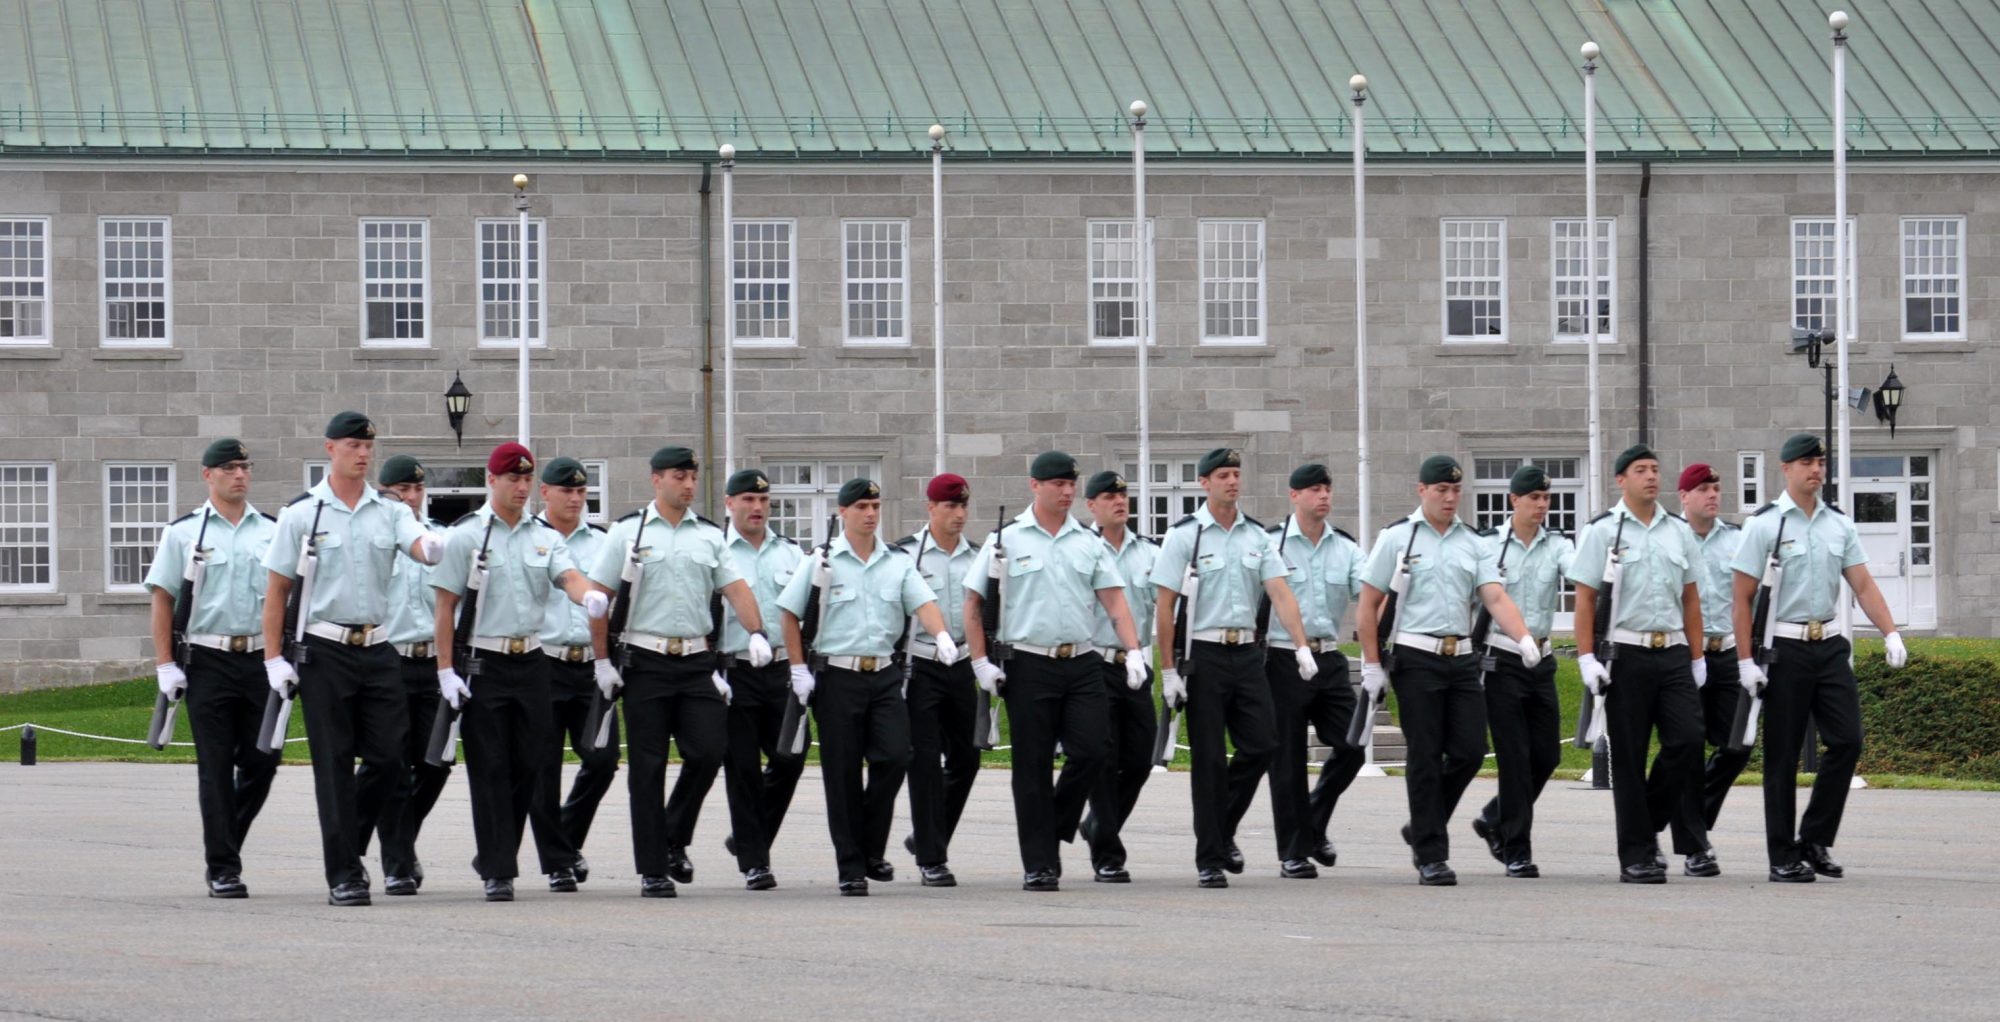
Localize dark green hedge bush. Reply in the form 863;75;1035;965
1854;651;2000;781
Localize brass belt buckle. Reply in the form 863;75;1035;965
1439;636;1458;657
1705;637;1722;653
345;627;366;646
1055;643;1074;658
228;635;249;653
1647;632;1666;649
506;637;526;656
667;638;686;655
1224;629;1243;644
1807;620;1825;641
859;656;879;672
567;645;587;663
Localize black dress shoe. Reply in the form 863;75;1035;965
1310;840;1338;868
1417;861;1457;886
1223;841;1245;875
1022;869;1060;892
866;858;895;883
839;878;869;897
1683;851;1721;878
640;875;678;898
1649;844;1667;869
1197;868;1229;889
384;874;419;896
1093;864;1130;884
724;834;738;857
1079;814;1100;848
920;864;956;887
1280;858;1319;880
1505;860;1540;879
207;875;247;899
1620;863;1667;884
1472;815;1504;863
571;857;586;884
1803;844;1844;878
1769;860;1817;883
327;882;371;907
904;834;918;857
484;878;515;902
548;868;579;893
743;866;777;891
665;848;694;885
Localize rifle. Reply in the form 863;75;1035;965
1154;518;1207;764
1469;528;1513;690
258;500;323;754
1252;515;1286;647
898;528;930;698
149;512;211;750
1574;513;1627;749
973;507;1009;750
426;517;494;767
1349;523;1419;749
1728;518;1788;753
583;507;648;755
778;513;839;760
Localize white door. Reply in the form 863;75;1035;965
1848;481;1909;628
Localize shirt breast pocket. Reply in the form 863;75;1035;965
1008;555;1045;579
1194;552;1226;576
827;583;860;606
523;548;553;584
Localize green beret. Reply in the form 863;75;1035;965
201;438;248;469
540;456;589;488
837;477;881;507
1780;433;1826;463
1030;450;1079;482
649;446;698;472
325;410;376;441
1288;463;1332;490
1083;470;1128;500
726;468;770;497
1509;464;1551;495
1613;443;1658;476
1198;447;1243;478
378;455;425;487
1418;455;1463;485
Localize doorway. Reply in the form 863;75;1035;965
1844;454;1936;630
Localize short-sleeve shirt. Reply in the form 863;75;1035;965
261;479;430;627
1729;491;1867;624
587;504;742;639
1149;504;1287;634
964;508;1125;647
1091;528;1159;650
430;505;578;638
721;525;804;654
1691;520;1743;638
1488;516;1577;640
142;501;277;638
383;516;447;646
1273;516;1364;642
1360;510;1502;637
539;519;606;649
894;527;976;643
1568;499;1701;635
777;532;938;658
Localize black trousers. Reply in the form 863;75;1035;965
296;635;407;889
905;655;980;867
536;658;621;862
1602;643;1705;867
460;650;570;879
722;660;806;872
1761;636;1863;866
1390;647;1486;865
358;654;450;878
1083;657;1156;870
1228;647;1361;862
1186;641;1276;871
622;647;727;876
1002;651;1108;875
1476;650;1561;863
814;664;911;882
184;646;280;880
1668;652;1751;855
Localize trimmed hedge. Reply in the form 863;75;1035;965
1856;651;2000;781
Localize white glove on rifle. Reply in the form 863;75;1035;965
971;657;1005;696
580;590;610;620
1577;653;1611;696
1159;667;1188;707
1736;658;1765;695
789;664;816;703
593;658;623;700
415;531;446;564
156;662;187;700
437;668;471;710
1359;662;1388;700
932;632;960;667
1123;651;1148;691
1516;636;1543;669
1294;646;1321;682
1691;656;1709;689
1884;631;1908;670
746;631;775;668
712;671;733;704
263;656;297;695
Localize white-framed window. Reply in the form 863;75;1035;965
477;218;545;347
1199;219;1265;345
1901;216;1965;340
0;462;56;592
105;463;173;592
732;219;796;346
360;219;429;345
1442;218;1506;342
1472;456;1581;617
0;217;51;345
841;219;909;346
1088;219;1155;346
1791;217;1858;339
100;217;171;347
582;459;609;525
765;459;883;545
1738;451;1765;513
1551;218;1615;342
304;462;328;491
1121;457;1205;538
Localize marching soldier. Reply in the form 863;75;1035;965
1151;447;1319;889
1731;434;1906;882
144;438;279;898
717;467;807;891
432;443;607;901
1469;465;1575;879
1077;470;1159;883
1357;455;1538;886
356;454;448;896
588;446;772;898
261;411;446;907
532;456;618;889
895;473;982;888
779;478;957;896
1569;444;1706;884
1664;462;1745;877
1225;463;1366;880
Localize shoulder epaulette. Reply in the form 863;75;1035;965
1476;525;1498;537
1588;510;1614;524
259;511;278;522
1667;510;1688;522
534;515;551;528
616;509;643;523
169;510;198;526
587;522;608;534
695;514;721;530
1825;501;1847;516
1332;526;1356;544
1242;513;1265;529
1749;502;1777;517
891;534;918;549
886;543;911;556
451;511;480;527
1140;533;1160;546
285;491;313;507
1171;514;1199;529
1265;522;1284;535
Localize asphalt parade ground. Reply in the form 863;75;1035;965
3;762;1997;1021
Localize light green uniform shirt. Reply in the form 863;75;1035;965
383;515;447;646
430;505;578;638
1360;510;1502;637
262;479;431;626
1274;516;1364;642
894;527;976;643
965;509;1125;647
539;519;606;649
1690;519;1743;638
1488;516;1576;641
1149;504;1287;633
721;525;804;655
1091;527;1158;650
778;532;938;658
142;501;277;637
587;504;742;639
1728;491;1867;624
1568;499;1701;635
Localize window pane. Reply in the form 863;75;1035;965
478;220;543;345
0;463;55;588
733;221;794;343
843;221;907;343
362;221;428;342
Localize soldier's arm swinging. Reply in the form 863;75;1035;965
962;590;988;661
150;587;176;668
719;578;763;635
1842;564;1900;637
1731;570;1759;656
589;614;610;661
262;571;292;657
1573;582;1600;658
1356;584;1385;663
1094;586;1142;650
555;568;596;606
1475;582;1532;644
912;601;948;640
1154;587;1179;669
1681;581;1704;657
433;588;461;673
782;608;807;665
1261;577;1311;648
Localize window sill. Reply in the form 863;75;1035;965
470;347;556;361
1544;343;1628;356
87;592;154;610
731;345;804;360
1432;344;1519;359
1878;340;1975;355
0;347;61;359
1078;344;1158;362
0;593;66;607
353;348;442;361
836;345;921;360
92;348;183;361
1191;345;1275;359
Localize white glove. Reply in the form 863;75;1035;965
438;668;471;710
1516;636;1543;669
415;531;446;564
263;656;297;695
593;658;623;699
789;664;815;703
1884;631;1908;670
1159;667;1187;707
581;590;610;619
972;656;1005;696
932;632;960;667
1123;651;1148;691
712;670;733;704
746;631;774;668
1294;646;1321;682
1577;653;1612;696
1691;656;1709;689
156;662;187;700
1737;658;1765;695
1359;662;1388;700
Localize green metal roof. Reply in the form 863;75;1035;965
1;0;1996;161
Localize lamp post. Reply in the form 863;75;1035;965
1351;74;1371;541
1581;41;1604;518
1875;366;1905;435
512;174;531;446
720;143;737;477
445;372;472;447
930;124;947;475
1130;100;1150;533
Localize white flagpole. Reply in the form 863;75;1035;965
930;124;947;475
720;144;737;477
513;174;531;446
1831;11;1855;640
1130;100;1150;532
1582;42;1603;518
1351;75;1370;542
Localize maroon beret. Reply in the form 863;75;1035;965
925;473;970;503
487;442;535;477
1677;462;1719;493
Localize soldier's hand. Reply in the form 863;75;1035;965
932;632;960;667
1516;636;1543;669
581;590;610;619
1577;653;1612;695
1691;656;1709;689
1736;658;1765;694
789;664;816;703
1359;662;1388;700
437;668;471;710
711;670;733;704
971;657;1005;696
1294;646;1320;682
156;662;187;700
415;531;446;564
746;631;775;668
1884;631;1908;670
263;656;297;695
593;659;623;699
1160;666;1188;707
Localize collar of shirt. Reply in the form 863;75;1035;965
1774;489;1836;525
1195;502;1262;536
1609;498;1673;532
1499;514;1550;555
1693;519;1734;548
727;523;782;553
1404;507;1475;540
1016;507;1088;541
911;526;973;559
832;531;891;567
310;477;392;514
473;502;540;537
1286;514;1342;551
539;516;594;543
198;500;267;531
